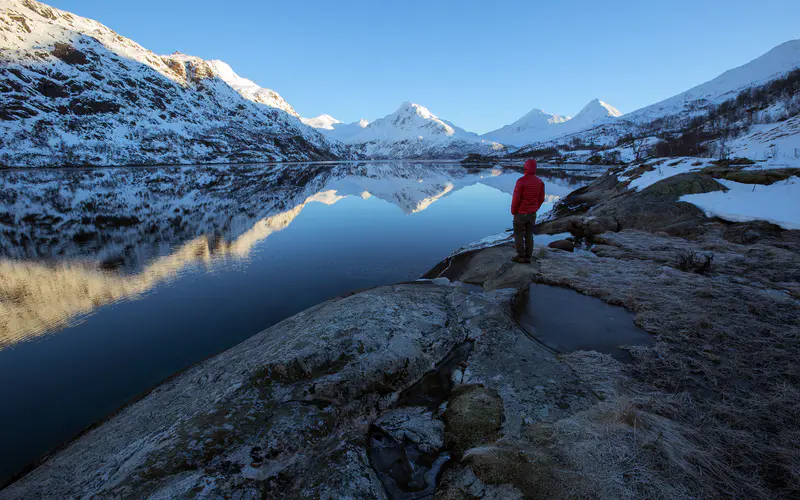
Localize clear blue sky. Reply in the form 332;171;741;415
47;0;800;133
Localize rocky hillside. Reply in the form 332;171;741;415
3;158;798;498
0;0;345;167
509;40;800;164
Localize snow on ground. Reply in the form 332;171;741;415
447;231;573;258
450;232;513;256
680;177;800;230
728;115;800;166
628;39;800;122
618;158;714;191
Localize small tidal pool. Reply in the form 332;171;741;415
514;283;655;362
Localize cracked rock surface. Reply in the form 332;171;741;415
7;165;797;498
1;279;593;499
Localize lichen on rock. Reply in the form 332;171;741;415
443;385;504;456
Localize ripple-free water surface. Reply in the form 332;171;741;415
514;283;655;362
0;161;595;483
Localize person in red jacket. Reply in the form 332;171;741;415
510;159;545;263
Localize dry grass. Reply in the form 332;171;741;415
528;227;800;498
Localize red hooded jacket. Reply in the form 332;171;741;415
511;159;545;215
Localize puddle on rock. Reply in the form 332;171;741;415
396;341;473;409
367;426;450;500
514;284;654;362
368;341;473;499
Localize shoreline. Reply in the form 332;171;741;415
2;161;798;498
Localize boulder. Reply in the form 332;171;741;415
535;216;580;235
585;219;607;235
1;284;468;499
549;239;575;252
591;172;726;236
594;215;621;232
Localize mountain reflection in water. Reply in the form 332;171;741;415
0;162;591;349
0;161;597;484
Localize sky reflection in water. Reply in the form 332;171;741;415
0;161;594;483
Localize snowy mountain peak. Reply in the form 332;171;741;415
520;107;571;123
572;99;623;123
301;114;343;130
482;107;569;144
305;116;370;142
601;100;623;117
157;54;300;117
398;101;437;120
479;100;619;147
378;102;457;136
307;101;505;158
0;0;340;167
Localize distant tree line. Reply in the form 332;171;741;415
541;68;800;162
652;68;800;158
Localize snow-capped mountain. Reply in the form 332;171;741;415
481;108;569;145
302;117;372;142
569;99;623;127
0;0;343;167
201;57;300;117
306;102;507;159
3;0;798;166
627;39;800;122
482;99;621;146
301;114;342;130
512;40;800;155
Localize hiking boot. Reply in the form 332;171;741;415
511;255;525;263
522;257;531;263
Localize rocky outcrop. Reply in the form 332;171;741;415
426;221;800;498
538;168;727;237
0;279;595;499
593;173;725;235
548;239;575;252
4;162;799;498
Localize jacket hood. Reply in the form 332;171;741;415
523;159;537;175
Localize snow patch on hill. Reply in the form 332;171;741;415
681;176;800;230
728;116;800;166
629;39;800;122
203;58;300;117
618;158;713;191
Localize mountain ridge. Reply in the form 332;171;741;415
304;101;508;159
627;38;800;122
480;98;621;147
1;0;799;165
0;0;344;167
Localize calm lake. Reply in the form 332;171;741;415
0;161;596;484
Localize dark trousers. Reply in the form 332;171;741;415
513;213;536;258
